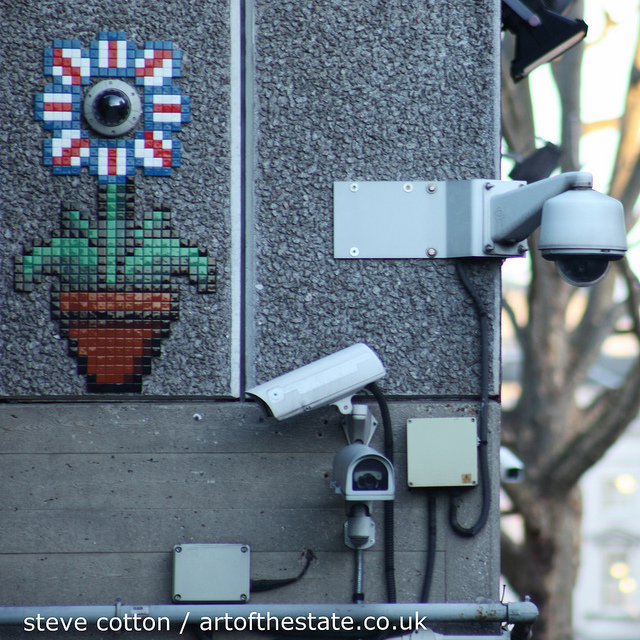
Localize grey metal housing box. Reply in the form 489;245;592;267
172;544;250;603
407;417;478;488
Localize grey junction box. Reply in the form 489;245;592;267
172;544;251;603
406;417;479;488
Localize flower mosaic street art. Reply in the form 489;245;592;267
15;33;216;393
34;32;190;182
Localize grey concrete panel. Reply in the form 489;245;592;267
0;551;442;608
0;0;504;621
247;0;501;396
0;399;498;607
0;0;233;396
0;400;480;454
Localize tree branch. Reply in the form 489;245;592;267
618;258;640;338
618;149;640;226
582;117;621;135
551;25;584;173
567;297;627;390
538;357;640;495
501;34;536;157
502;296;528;352
609;21;640;200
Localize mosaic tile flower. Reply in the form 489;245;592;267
34;32;190;183
16;33;216;394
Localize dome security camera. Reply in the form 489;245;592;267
537;188;626;287
83;79;142;137
333;171;627;283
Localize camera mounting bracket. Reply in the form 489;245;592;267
342;404;378;446
333;172;615;262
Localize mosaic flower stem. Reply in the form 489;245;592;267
15;178;216;392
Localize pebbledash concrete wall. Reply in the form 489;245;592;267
0;0;502;637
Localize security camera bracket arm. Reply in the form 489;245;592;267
342;404;378;446
489;171;592;246
333;171;595;260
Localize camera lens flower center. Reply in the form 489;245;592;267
83;79;141;137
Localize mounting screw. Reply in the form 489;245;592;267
174;594;182;601
485;182;495;190
350;183;358;192
241;546;248;553
403;183;413;193
175;546;182;553
350;247;360;257
240;594;247;602
518;244;527;254
426;247;437;258
485;244;494;253
427;183;437;193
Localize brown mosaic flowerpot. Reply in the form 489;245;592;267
59;291;173;393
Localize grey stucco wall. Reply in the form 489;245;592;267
247;0;501;396
1;0;500;398
0;399;501;639
1;1;232;397
0;0;504;634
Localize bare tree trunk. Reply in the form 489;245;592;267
500;5;640;639
524;489;583;640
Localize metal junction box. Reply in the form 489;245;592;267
172;544;251;602
406;417;478;488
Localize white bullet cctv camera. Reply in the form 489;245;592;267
245;343;386;421
500;447;525;484
331;443;395;501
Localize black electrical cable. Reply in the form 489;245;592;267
420;491;437;602
250;549;315;593
449;261;491;537
366;381;396;604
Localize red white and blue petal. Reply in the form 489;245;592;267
44;42;91;86
35;85;82;129
90;33;136;78
135;42;181;87
134;131;181;176
144;87;190;131
43;130;91;174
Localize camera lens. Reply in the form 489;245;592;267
83;80;142;137
353;458;388;491
555;257;610;287
94;89;131;127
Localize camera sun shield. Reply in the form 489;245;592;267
245;343;385;421
331;443;395;501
